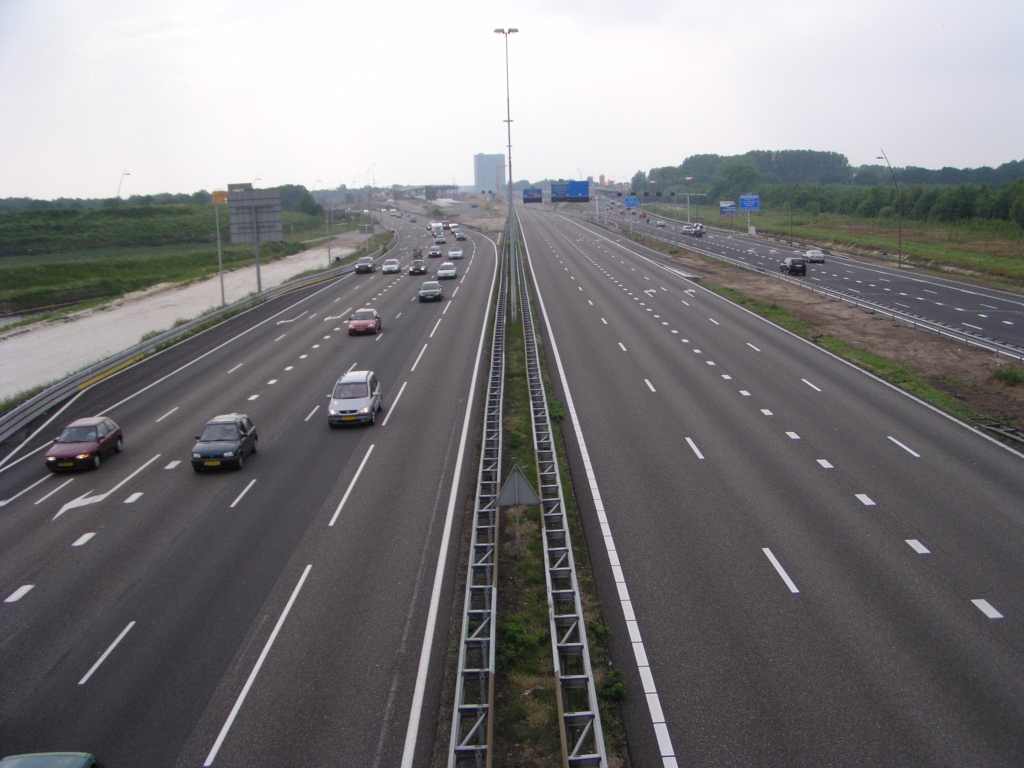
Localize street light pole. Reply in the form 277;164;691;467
495;27;518;217
878;150;903;268
116;168;130;202
772;152;795;246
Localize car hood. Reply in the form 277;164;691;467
193;440;240;456
46;441;98;458
330;397;373;412
349;319;376;327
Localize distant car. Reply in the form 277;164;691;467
395;212;403;218
45;417;122;471
437;262;457;279
0;754;106;768
805;249;826;264
409;215;417;222
328;369;383;427
191;414;257;472
382;258;400;274
409;259;427;275
354;256;376;273
348;307;382;335
780;257;807;276
419;280;444;302
428;245;443;258
448;247;464;259
455;231;467;241
681;224;695;235
434;235;447;244
656;220;666;227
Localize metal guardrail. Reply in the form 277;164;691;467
0;234;396;447
577;213;1024;364
448;232;507;766
513;212;607;766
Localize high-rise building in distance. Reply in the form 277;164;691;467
474;153;506;195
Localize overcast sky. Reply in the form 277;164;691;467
1;0;1021;199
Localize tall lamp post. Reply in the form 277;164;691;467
494;27;518;216
116;168;130;202
772;152;795;246
878;150;903;268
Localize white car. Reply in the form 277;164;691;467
805;249;826;264
437;262;457;280
448;247;464;259
381;259;400;274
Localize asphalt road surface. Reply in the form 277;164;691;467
0;218;495;767
600;208;1024;350
518;206;1024;767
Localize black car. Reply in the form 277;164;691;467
191;414;257;471
780;257;807;276
354;256;376;273
427;245;443;258
409;259;428;275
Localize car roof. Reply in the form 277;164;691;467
0;754;100;768
337;369;372;383
208;413;244;423
66;417;105;428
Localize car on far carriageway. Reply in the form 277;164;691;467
348;307;382;335
437;262;457;279
381;258;400;274
448;247;463;259
409;259;427;275
419;280;444;302
780;257;807;276
427;245;443;258
45;417;122;471
354;256;376;273
191;414;257;472
328;369;383;426
805;249;826;264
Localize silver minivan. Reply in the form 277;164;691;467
328;370;384;426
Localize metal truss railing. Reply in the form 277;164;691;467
448;229;508;767
512;211;608;767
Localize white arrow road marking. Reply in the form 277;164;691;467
54;454;161;519
276;311;307;325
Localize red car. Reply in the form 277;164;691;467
348;308;382;335
45;416;123;471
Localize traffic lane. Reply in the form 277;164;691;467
544;209;1024;618
172;238;497;767
522;210;1024;764
0;256;459;754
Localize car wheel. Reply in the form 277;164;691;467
92;453;101;470
114;437;123;453
251;438;258;454
236;453;244;470
369;409;376;425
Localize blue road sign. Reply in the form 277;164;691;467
720;200;737;216
624;196;639;209
523;188;543;203
551;180;590;202
739;194;760;212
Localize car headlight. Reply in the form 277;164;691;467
328;409;338;416
76;453;92;459
193;453;201;459
46;456;57;461
358;407;371;414
223;451;235;457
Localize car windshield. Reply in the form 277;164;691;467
357;258;372;264
200;423;238;442
334;382;369;399
422;282;440;290
352;311;375;320
59;426;97;443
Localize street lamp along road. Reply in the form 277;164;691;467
494;27;518;212
878;150;903;268
772;153;795;246
116;168;130;201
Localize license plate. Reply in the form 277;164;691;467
204;460;221;466
58;462;74;467
342;416;356;421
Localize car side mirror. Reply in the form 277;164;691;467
53;437;59;442
195;435;201;440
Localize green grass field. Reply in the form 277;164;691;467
644;203;1024;288
0;204;348;315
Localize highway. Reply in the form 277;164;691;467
599;208;1024;351
517;206;1024;767
0;215;496;766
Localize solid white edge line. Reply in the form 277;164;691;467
762;548;800;593
381;381;408;427
78;620;136;685
685;437;704;460
0;474;51;507
399;232;498;768
230;479;257;508
328;444;375;527
410;343;428;372
0;390;85;474
518;212;677;762
204;565;312;765
887;435;921;457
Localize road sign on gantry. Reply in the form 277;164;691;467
523;188;543;203
550;180;590;203
739;194;760;212
624;196;638;209
228;183;283;244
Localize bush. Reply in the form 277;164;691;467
995;367;1024;386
